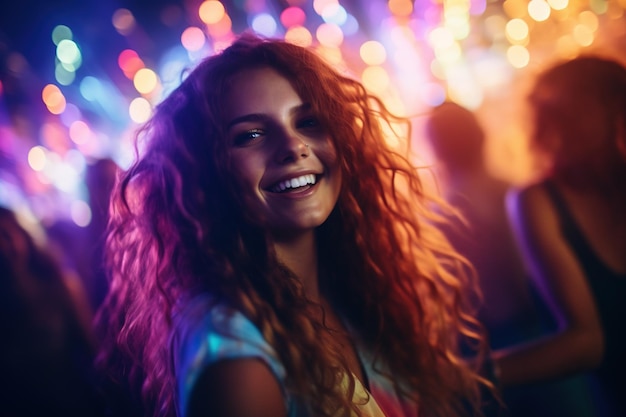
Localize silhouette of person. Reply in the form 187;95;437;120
425;101;596;417
498;55;626;417
45;158;119;311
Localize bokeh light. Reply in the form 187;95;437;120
285;26;313;46
199;1;226;24
112;8;136;35
251;13;278;36
360;41;387;66
1;0;625;224
181;27;207;52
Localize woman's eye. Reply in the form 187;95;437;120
233;129;264;146
297;117;321;130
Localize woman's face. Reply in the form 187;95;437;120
223;67;342;239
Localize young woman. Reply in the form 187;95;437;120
497;55;626;417
96;34;492;417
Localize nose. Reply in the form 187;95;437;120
274;129;310;164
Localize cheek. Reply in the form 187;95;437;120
230;153;264;191
318;142;343;195
317;139;340;170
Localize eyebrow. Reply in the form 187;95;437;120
226;103;313;129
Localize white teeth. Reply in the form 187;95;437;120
272;174;316;192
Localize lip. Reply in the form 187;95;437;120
264;170;321;189
268;181;320;199
263;170;322;197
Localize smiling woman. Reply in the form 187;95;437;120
95;33;495;417
225;67;342;238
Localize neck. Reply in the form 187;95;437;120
272;230;320;301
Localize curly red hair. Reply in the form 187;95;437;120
96;33;489;417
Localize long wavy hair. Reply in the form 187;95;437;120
96;34;489;417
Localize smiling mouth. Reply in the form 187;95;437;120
269;174;317;193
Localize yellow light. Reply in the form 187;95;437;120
528;0;551;22
361;66;390;95
28;146;47;172
129;97;152;123
133;68;159;95
360;41;387;66
547;0;568;10
507;45;530;68
503;0;528;18
505;18;529;43
573;24;594;46
388;0;413;17
578;10;599;32
42;84;66;115
555;35;579;58
285;26;313;47
198;1;225;24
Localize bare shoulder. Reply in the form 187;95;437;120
506;182;551;216
506;182;553;228
187;358;287;417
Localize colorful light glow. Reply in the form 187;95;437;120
280;7;306;28
285;26;313;46
528;0;551;21
547;0;569;11
1;0;625;223
206;13;233;38
388;0;413;17
199;1;226;24
507;44;530;68
56;39;82;69
315;23;343;47
313;0;338;16
42;84;67;115
181;26;207;52
129;97;152;124
251;13;278;36
361;66;390;94
69;121;92;145
28;146;48;172
70;200;92;227
112;8;136;35
505;18;529;43
360;41;387;66
321;3;348;25
55;64;76;86
51;25;72;45
118;49;145;79
573;24;594;46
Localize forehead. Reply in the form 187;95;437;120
224;67;303;119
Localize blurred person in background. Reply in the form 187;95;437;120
46;158;119;312
424;101;596;417
496;55;626;417
0;206;104;416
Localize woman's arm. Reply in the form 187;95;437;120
187;358;287;417
493;184;604;386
